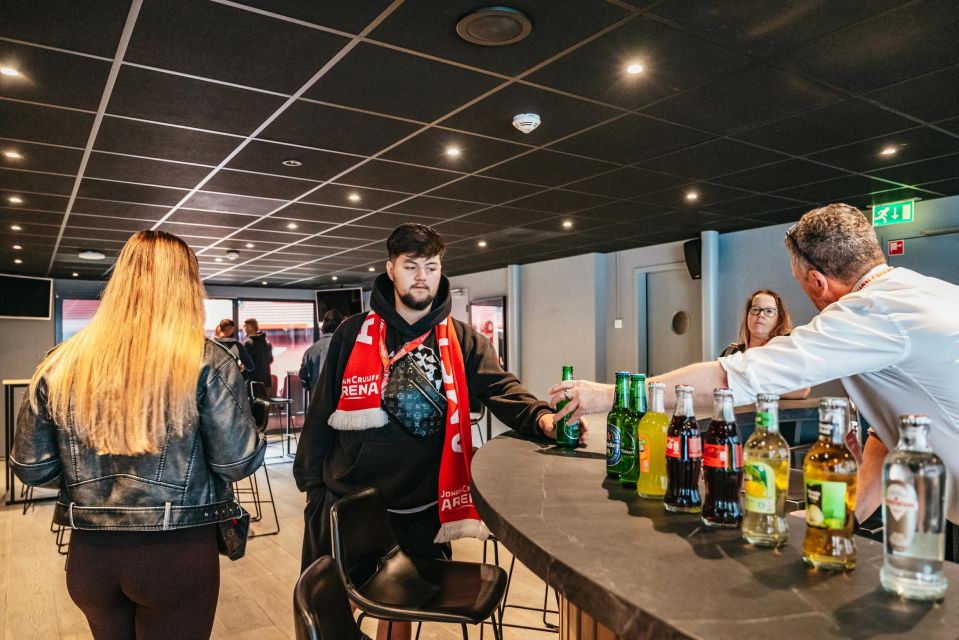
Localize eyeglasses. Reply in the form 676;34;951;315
749;306;779;318
786;225;828;275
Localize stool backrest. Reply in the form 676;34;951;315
293;555;366;640
248;381;271;431
330;488;400;590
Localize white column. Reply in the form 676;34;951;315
507;264;522;379
700;230;719;361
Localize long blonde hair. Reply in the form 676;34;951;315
30;230;206;455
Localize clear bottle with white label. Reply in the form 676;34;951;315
880;415;948;601
742;394;790;547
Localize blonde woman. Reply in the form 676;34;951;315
12;230;266;640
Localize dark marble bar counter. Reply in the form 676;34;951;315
471;427;959;639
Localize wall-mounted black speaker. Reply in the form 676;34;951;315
683;238;702;280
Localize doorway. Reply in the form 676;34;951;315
637;266;702;376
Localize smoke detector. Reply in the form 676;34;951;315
225;250;240;261
78;249;105;260
512;113;541;134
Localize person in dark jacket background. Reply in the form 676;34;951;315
243;317;274;394
293;223;588;640
12;230;265;640
299;309;344;392
215;318;255;379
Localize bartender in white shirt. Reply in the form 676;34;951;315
551;203;959;555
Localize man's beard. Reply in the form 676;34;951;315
399;288;434;311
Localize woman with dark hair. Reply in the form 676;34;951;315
12;230;266;640
721;290;809;398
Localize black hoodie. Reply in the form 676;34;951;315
293;273;550;509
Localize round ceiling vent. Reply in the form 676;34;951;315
456;6;533;46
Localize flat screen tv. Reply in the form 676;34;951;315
0;273;53;320
315;287;364;325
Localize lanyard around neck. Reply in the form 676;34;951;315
377;319;431;372
853;267;894;293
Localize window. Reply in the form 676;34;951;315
204;299;234;338
59;298;236;342
238;300;316;397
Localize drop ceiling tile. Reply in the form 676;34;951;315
107;66;286;135
527;16;752;109
165;208;258;228
77;179;188;206
565;167;684;199
182;191;281;215
305;43;501;122
509;189;616;214
72;198;167;220
0;168;75;195
301;184;409;210
480;150;618;188
259;100;421;156
203;169;315;200
282;202;366;224
94;117;242;165
634;182;753;209
84;152;211;188
867;65;959;124
772;174;906;202
0;100;95;147
126;0;349;94
642;64;843;136
369;0;629;76
360;211;444;229
428;176;542;205
382;128;528;173
338;160;461;193
712;159;848;193
807;127;959;174
774;0;959;93
0;140;84;175
224;140;361;182
0;192;69;212
1;208;63;226
0;41;111;110
868;153;959;186
701;195;809;218
733;99;919;156
66;214;156;234
575;199;672;224
442;83;622;145
552;114;715;164
638;138;787;180
1;0;129;56
457;207;554;227
251;217;338;235
383;196;484;218
229;0;395;34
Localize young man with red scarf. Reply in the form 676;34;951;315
294;224;585;639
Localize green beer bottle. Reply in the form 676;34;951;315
606;372;631;478
555;365;580;448
619;373;647;487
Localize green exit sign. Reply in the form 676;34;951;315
872;200;915;227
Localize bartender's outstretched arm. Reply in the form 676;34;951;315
549;360;728;422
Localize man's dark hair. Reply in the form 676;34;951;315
218;318;236;333
386;223;446;261
244;318;259;332
322;309;344;334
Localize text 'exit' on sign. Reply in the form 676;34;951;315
872;201;915;227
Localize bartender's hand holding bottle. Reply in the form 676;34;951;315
547;379;614;425
538;412;589;446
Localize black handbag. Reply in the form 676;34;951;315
382;354;447;438
216;504;250;561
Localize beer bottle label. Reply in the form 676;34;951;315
885;480;919;553
606;424;622;467
621;430;636;457
638;432;650;473
804;480;847;529
703;443;743;469
744;462;775;514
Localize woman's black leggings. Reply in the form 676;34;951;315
66;524;220;640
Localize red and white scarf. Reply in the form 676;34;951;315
328;311;489;543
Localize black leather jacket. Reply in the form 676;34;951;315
11;340;267;531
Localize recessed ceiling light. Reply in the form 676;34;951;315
0;67;20;77
478;240;487;248
214;257;224;263
348;192;361;202
72;272;79;277
446;146;461;157
261;281;268;286
685;191;699;201
10;224;22;231
626;62;645;75
3;150;22;159
880;146;898;156
14;258;22;264
78;250;105;260
8;196;23;204
456;6;533;46
282;159;302;167
368;267;375;272
562;220;573;229
331;276;338;281
286;222;298;229
13;244;21;250
245;242;255;248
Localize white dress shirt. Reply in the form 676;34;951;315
719;265;959;521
